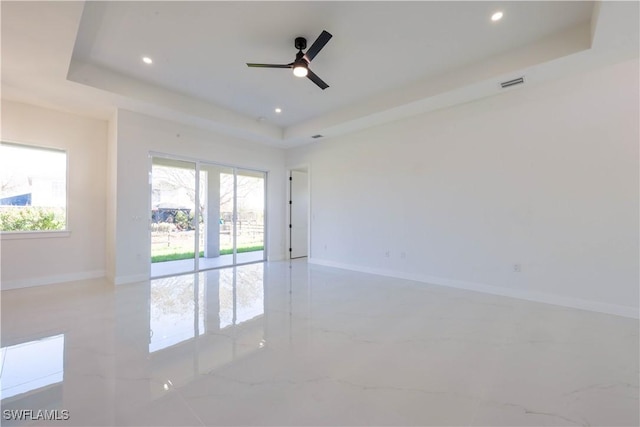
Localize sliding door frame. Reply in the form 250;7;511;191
149;151;268;278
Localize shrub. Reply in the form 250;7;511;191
174;210;195;231
0;206;65;231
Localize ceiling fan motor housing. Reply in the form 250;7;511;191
294;37;307;50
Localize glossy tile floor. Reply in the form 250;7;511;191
1;260;638;426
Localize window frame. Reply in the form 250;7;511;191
0;140;70;239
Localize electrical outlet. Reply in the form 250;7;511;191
513;264;522;273
385;251;390;258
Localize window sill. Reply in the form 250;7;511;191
0;230;71;240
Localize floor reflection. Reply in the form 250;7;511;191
149;263;265;353
149;274;203;352
147;264;266;399
0;334;65;406
235;264;265;324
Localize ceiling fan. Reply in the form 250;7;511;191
247;30;333;90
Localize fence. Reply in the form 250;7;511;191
151;225;264;257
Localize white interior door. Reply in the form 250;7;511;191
290;170;308;258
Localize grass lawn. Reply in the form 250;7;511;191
151;245;264;263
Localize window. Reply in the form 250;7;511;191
0;142;67;232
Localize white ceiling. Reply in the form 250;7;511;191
1;1;638;147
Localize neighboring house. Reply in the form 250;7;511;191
0;193;31;206
1;174;65;209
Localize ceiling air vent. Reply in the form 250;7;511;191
311;134;324;139
500;77;525;89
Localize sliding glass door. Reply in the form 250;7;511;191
150;155;266;278
236;169;266;264
199;164;234;270
150;157;197;276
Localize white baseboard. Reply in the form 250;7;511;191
1;270;106;291
114;273;149;285
308;258;639;319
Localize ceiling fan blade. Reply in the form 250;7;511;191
246;63;292;68
307;69;329;90
303;30;332;62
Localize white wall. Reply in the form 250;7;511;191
287;58;639;318
111;109;286;284
106;111;118;283
1;101;108;289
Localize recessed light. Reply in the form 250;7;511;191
275;108;282;113
491;11;504;22
142;56;153;64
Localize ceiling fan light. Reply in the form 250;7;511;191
293;65;308;77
